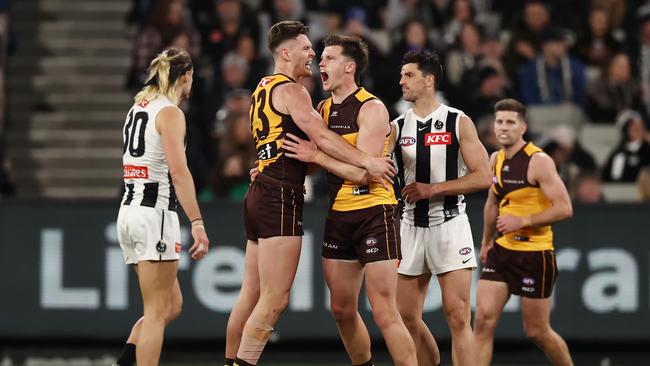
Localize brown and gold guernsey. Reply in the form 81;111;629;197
318;88;397;211
493;142;553;251
249;74;308;185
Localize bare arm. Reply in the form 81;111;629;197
496;152;573;233
157;107;209;259
527;153;573;226
401;115;491;203
275;83;395;180
282;133;370;184
479;152;499;263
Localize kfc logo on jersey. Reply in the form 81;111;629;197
123;165;149;179
424;132;452;146
258;77;275;88
400;137;416;146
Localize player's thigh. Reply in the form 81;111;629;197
397;273;432;318
364;259;400;304
475;279;510;321
137;260;179;312
521;296;552;332
323;258;364;311
257;235;302;295
437;268;473;310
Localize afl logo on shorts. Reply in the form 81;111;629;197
366;238;377;246
459;247;472;255
156;241;167;253
399;137;416;146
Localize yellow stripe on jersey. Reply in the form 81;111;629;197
250;74;292;173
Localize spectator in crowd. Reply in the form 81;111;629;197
477;117;500;155
128;0;201;89
504;1;550;84
211;112;256;199
602;110;650;182
586;53;642;123
0;0;14;197
201;0;260;69
126;0;154;27
235;35;269;91
637;166;650;202
262;0;308;26
520;27;587;107
542;125;597;187
211;52;249;116
631;15;650;121
442;0;476;47
571;171;606;203
445;22;483;105
573;7;623;68
466;65;507;123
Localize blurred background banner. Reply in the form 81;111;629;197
1;200;648;342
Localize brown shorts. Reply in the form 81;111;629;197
322;204;401;264
244;174;304;241
480;242;557;298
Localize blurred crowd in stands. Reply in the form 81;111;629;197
0;0;14;198
124;0;650;204
1;0;650;202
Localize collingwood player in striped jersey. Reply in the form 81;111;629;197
391;50;491;366
114;48;209;366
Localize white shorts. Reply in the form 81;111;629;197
398;213;477;276
117;205;181;264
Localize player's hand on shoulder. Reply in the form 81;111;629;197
401;182;435;204
189;221;209;260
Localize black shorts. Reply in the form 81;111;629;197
322;204;401;264
480;242;557;298
244;174;304;241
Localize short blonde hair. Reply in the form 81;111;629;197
134;47;192;104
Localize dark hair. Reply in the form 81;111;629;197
401;50;443;84
322;34;369;84
267;21;309;54
494;98;527;120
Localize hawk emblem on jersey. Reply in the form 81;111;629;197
434;120;444;130
331;111;338;117
399;136;416;146
424;132;452;146
503;165;510;172
258;77;275;88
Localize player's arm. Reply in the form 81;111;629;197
387;121;398;153
496;153;573;234
276;83;395;181
283;133;370;184
480;152;499;263
402;115;491;203
157;107;209;259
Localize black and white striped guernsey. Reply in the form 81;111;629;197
392;104;468;227
121;96;178;211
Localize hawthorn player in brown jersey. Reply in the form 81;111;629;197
224;21;395;366
283;34;417;366
473;99;574;366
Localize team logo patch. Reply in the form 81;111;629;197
366;247;379;254
434;120;444;130
522;277;535;285
137;99;149;108
366;238;377;246
156;241;167;253
459;247;472;255
258;77;275;88
175;243;181;253
492;176;498;184
123;165;149;179
353;186;370;195
399;136;416;146
424;132;452;146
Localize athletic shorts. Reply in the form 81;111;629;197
116;205;181;264
398;213;477;276
322;204;401;264
480;242;557;298
244;173;304;241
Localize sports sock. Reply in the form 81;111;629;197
115;343;136;366
224;358;235;366
354;359;374;366
234;359;255;366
